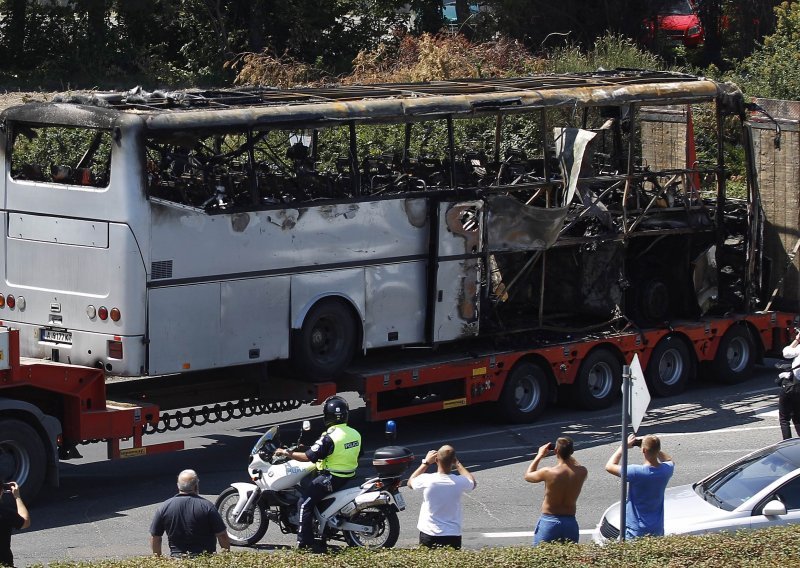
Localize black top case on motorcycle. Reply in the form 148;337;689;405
372;446;415;480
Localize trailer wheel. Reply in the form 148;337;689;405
292;298;357;382
0;419;46;502
499;361;549;423
713;325;755;384
645;335;692;397
574;349;622;410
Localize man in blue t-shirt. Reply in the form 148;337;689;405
605;433;674;538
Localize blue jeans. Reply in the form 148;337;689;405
533;513;579;545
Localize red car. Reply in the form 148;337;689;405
643;0;704;48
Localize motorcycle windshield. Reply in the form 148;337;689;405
251;425;279;455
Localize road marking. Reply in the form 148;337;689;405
658;424;778;438
480;529;595;538
481;531;532;538
400;384;780;451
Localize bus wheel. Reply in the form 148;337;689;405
0;419;46;503
574;349;621;410
713;325;755;384
645;335;692;397
499;361;549;423
292;298;357;382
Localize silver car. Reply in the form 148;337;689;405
593;438;800;542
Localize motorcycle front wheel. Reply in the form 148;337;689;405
342;506;400;549
215;487;269;546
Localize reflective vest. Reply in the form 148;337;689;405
318;424;361;478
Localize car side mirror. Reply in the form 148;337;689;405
762;499;787;516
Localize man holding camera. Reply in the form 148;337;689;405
524;437;587;545
408;444;476;549
778;329;800;439
0;481;31;567
605;433;674;539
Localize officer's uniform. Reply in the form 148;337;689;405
297;423;361;548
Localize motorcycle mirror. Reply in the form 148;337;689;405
385;420;397;442
302;420;311;432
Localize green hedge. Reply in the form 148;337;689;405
35;525;800;568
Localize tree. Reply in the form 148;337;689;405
735;1;800;99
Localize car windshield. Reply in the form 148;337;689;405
696;447;797;511
442;1;479;22
661;0;693;15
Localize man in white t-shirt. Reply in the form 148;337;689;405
408;444;477;549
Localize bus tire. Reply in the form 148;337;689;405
713;325;755;384
499;361;549;423
0;419;46;503
574;349;622;410
645;335;692;397
292;298;357;382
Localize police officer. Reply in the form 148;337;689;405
273;395;361;550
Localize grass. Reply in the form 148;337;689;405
32;524;800;568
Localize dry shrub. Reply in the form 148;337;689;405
229;51;329;88
347;33;543;84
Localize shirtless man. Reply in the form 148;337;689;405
524;437;587;545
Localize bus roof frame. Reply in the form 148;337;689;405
1;69;744;132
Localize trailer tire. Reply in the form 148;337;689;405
574;349;622;410
645;335;692;397
499;361;549;423
713;325;755;384
0;419;46;502
292;298;358;382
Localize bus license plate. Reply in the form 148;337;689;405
394;492;405;510
40;328;72;344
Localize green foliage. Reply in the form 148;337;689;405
544;34;668;74
733;1;800;99
31;524;800;568
10;126;112;186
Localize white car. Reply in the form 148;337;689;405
593;438;800;542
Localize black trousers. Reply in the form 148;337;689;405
297;472;348;547
419;532;462;549
778;388;800;440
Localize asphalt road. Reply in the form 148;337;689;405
10;365;788;566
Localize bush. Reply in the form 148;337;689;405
733;1;800;99
234;32;665;87
37;525;800;568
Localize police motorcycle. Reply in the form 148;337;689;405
215;419;414;549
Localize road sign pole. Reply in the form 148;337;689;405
619;364;631;543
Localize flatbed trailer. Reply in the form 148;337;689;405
344;311;798;423
1;311;797;502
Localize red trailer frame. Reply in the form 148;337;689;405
0;311;796;502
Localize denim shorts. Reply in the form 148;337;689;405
533;513;579;545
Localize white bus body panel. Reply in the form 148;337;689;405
433;201;482;342
147;277;292;375
364;262;426;348
148;198;429;282
290;269;365;330
1;214;148;375
147;197;434;372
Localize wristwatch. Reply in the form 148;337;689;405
422;458;429;465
